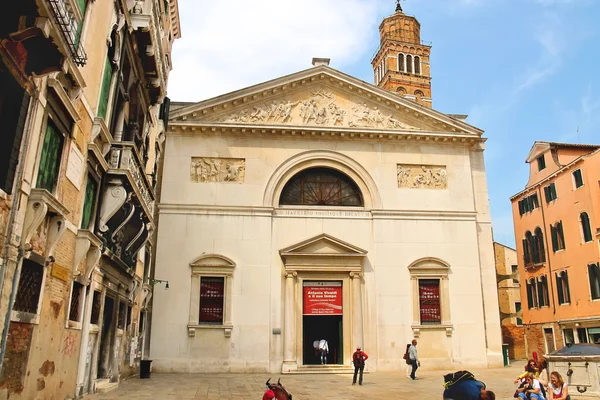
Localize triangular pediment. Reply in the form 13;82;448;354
170;66;483;136
280;233;367;256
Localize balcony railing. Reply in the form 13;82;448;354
47;0;87;65
524;251;545;269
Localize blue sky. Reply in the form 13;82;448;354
169;0;600;248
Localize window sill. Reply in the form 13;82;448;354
411;323;453;337
66;320;82;330
11;311;40;325
188;323;233;338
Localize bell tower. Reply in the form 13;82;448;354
371;1;432;108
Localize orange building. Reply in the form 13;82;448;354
511;141;600;356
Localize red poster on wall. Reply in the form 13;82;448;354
303;282;342;315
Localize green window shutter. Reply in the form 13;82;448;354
77;0;87;14
36;120;64;192
526;283;533;309
550;225;558;252
556;274;564;304
81;174;98;229
558;221;565;249
98;57;113;119
564;273;570;303
543;186;550;203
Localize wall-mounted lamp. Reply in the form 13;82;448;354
149;278;169;290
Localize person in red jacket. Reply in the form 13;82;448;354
352;346;369;385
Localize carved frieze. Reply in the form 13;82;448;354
397;164;448;189
218;90;419;130
190;157;245;183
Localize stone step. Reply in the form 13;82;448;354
95;379;119;393
286;365;359;374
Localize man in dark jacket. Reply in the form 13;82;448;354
352;346;369;385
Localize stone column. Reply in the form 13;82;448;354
282;272;297;372
350;272;364;349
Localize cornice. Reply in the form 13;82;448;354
167;121;484;146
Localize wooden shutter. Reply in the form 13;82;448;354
526;282;534;309
418;279;441;324
557;222;565;249
563;272;571;303
556;273;564;304
80;174;98;229
36;120;64;192
98;57;113;119
200;277;224;324
550;224;558;252
544;186;550;203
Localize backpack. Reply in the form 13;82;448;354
443;370;484;389
353;351;364;367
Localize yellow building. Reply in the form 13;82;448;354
0;0;179;397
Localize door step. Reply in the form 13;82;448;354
287;365;356;374
95;378;119;393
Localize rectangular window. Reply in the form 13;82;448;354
551;222;566;252
36;120;65;193
13;259;44;314
589;263;600;300
573;169;584;188
418;279;441;324
90;290;102;324
526;281;537;309
578;327;588;343
518;194;539;215
556;271;570;305
588;328;600;344
199;277;224;324
117;301;126;329
563;328;574;345
515;302;522;326
537;155;546;171
544;183;557;203
68;281;84;322
80;173;98;229
512;265;519;284
98;57;113;120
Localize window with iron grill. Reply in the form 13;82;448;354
279;168;363;207
200;277;224;325
418;279;441;324
90;290;101;324
117;301;126;329
14;260;44;314
68;281;83;321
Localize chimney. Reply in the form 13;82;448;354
312;57;330;67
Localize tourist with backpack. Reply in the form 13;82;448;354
352;346;369;385
442;370;496;400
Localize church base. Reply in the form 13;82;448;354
283;364;355;374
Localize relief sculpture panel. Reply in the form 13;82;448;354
397;164;447;189
191;157;245;183
218;89;419;130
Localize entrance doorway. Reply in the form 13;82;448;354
302;281;343;365
97;295;115;379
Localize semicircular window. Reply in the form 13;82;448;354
279;167;363;207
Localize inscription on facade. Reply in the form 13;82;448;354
191;157;246;183
397;164;448;189
276;209;370;218
219;90;419;130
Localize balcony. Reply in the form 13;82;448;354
523;251;545;270
46;0;87;65
96;142;155;270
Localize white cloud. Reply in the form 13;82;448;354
167;0;388;102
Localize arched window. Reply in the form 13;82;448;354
526;278;538;309
538;275;549;307
556;270;570;304
406;55;413;74
397;87;407;96
279;167;363;207
534;227;545;264
414;56;421;74
398;53;405;72
581;212;593;242
550;221;565;252
414;90;424;102
523;231;533;266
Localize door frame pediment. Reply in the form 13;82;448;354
279;233;367;273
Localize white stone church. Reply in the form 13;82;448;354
150;6;502;373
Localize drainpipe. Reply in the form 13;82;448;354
0;87;39;375
536;186;557;315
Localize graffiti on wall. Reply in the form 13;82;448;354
62;332;77;357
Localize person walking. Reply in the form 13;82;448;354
408;339;420;380
318;339;329;365
352;346;369;385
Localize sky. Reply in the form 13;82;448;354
168;0;600;248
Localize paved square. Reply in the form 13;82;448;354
87;364;537;400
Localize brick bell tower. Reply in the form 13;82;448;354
372;1;432;108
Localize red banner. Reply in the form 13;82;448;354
303;284;342;315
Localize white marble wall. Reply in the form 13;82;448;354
150;133;502;372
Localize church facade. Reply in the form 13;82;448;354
150;6;502;373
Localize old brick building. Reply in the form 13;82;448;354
0;0;180;398
511;141;600;360
494;242;526;361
